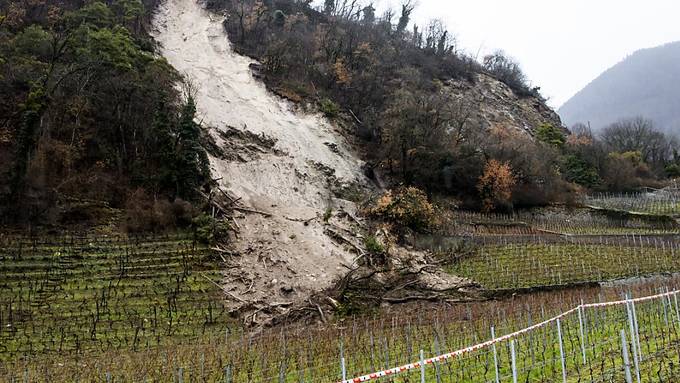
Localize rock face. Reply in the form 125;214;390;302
446;73;566;136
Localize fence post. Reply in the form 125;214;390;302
578;305;586;365
491;326;500;383
340;357;346;382
557;318;567;383
625;299;641;383
340;337;346;382
630;299;641;362
106;372;112;383
224;365;232;383
279;360;287;383
621;330;633;383
177;368;183;383
420;349;426;383
510;339;518;383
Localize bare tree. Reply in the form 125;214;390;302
395;0;414;34
600;117;673;168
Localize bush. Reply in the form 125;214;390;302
477;159;516;212
363;235;385;254
123;189;199;233
319;98;340;118
483;51;536;96
536;123;566;149
562;155;600;188
192;214;230;245
366;187;437;232
666;164;680;178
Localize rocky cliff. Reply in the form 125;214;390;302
446;73;566;136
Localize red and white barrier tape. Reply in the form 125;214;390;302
338;289;679;383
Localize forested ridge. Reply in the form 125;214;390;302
0;0;211;228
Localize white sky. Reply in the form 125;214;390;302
368;0;680;108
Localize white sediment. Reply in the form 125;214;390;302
152;0;366;309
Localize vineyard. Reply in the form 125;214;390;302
449;237;680;290
0;234;230;359
2;193;680;382
584;186;680;217
2;277;680;382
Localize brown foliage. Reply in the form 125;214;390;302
477;159;516;212
123;189;197;233
366;186;437;232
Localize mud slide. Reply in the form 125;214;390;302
152;0;368;321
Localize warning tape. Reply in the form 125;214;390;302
338;289;679;383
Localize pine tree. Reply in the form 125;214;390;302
174;97;210;199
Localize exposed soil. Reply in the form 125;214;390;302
152;0;372;323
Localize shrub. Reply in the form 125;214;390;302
123;189;199;233
366;187;436;232
536;123;566;149
483;51;536;96
192;214;230;245
319;98;340;118
666;164;680;178
562;155;600;188
477;159;516;212
363;235;384;254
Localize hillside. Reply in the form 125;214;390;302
559;41;680;134
149;0;567;317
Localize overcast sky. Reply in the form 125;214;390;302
369;0;680;108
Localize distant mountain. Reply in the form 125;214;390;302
559;41;680;135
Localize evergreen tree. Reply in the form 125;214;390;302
175;97;211;199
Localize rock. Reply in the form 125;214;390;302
249;63;265;79
445;73;567;137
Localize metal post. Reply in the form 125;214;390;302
557;319;567;383
630;299;641;362
621;330;633;383
578;305;586;364
420;349;426;383
341;357;346;382
491;326;500;383
224;365;232;383
340;337;346;381
510;339;518;383
626;300;641;383
178;368;183;383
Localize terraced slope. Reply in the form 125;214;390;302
0;235;228;358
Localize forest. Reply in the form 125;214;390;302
0;0;211;229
